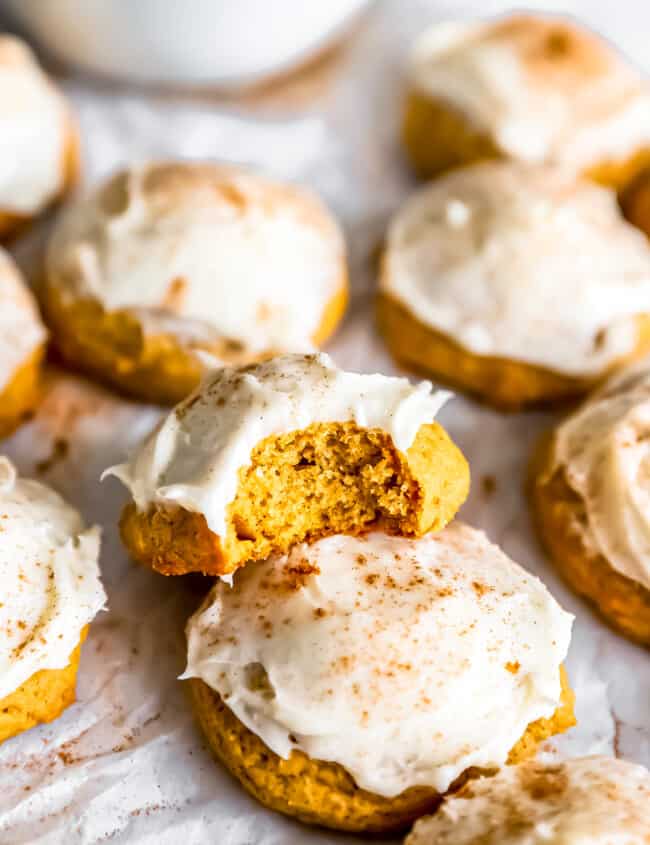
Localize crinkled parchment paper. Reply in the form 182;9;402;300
0;1;648;842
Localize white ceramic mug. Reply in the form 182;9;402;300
3;0;372;86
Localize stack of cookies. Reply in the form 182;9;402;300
108;352;575;834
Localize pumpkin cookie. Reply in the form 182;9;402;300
530;359;650;645
106;353;469;577
0;457;105;744
0;248;47;437
406;756;650;844
43;161;348;403
183;524;575;833
402;14;650;188
0;35;78;240
378;162;650;409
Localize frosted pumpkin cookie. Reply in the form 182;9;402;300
406;755;650;844
0;457;105;744
378;162;650;409
183;524;575;833
106;353;469;577
0;248;47;437
402;14;650;187
0;35;78;240
43;161;347;404
530;359;650;644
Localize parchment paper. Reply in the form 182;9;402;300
0;2;648;842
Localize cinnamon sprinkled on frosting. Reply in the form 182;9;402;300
183;525;572;797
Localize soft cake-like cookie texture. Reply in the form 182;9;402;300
43;161;348;403
0;35;78;239
402;14;650;186
0;248;47;437
531;359;650;644
379;162;650;408
405;756;650;845
107;353;469;577
184;525;574;833
0;458;105;743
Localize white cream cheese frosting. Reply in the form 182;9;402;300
549;358;650;592
0;247;47;391
104;352;450;536
0;35;70;214
406;755;650;845
183;524;573;798
0;457;105;701
382;162;650;376
46;161;346;356
408;15;650;172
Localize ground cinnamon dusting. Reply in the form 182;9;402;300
162;276;188;309
472;581;494;597
283;559;320;589
519;764;569;800
481;475;496;497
